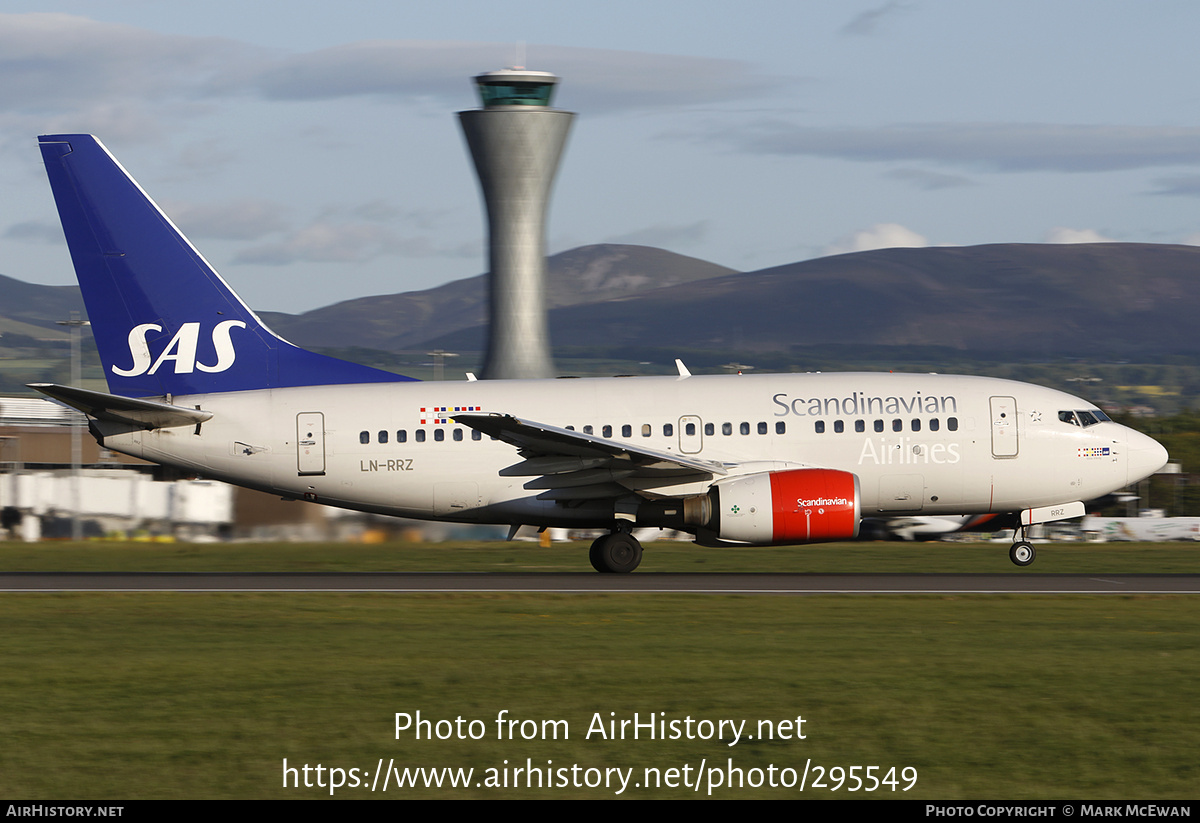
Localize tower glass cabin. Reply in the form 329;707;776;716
474;69;559;107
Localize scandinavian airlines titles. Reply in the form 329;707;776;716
772;391;959;418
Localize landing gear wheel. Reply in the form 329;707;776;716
1009;541;1036;567
589;532;643;573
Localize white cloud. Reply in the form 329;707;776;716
232;218;476;266
1043;227;1117;244
161;199;289;241
0;13;241;103
841;2;911;36
178;139;238;171
604;220;709;248
227;41;781;113
712;122;1200;173
1149;175;1200;197
3;220;63;243
0;13;783;150
0;13;251;149
823;223;928;256
885;168;975;190
234;221;395;265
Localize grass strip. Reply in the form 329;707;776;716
0;539;1197;574
0;592;1196;798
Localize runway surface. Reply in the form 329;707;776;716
2;572;1198;593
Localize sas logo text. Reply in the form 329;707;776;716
113;320;247;377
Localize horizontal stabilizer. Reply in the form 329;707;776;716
29;383;212;430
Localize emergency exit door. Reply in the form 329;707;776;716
297;412;326;475
679;415;703;454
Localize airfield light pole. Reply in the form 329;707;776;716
459;68;574;379
57;312;89;541
426;349;459;381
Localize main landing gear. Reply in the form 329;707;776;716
589;531;643;573
1009;526;1036;567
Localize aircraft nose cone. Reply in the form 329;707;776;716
1127;429;1169;485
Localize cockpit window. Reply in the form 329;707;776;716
1061;409;1108;427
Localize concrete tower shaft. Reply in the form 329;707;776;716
459;70;574;379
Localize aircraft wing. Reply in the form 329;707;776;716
453;413;728;501
29;383;213;430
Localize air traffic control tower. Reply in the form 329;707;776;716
459;68;574;379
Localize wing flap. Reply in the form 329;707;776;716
499;455;613;477
536;483;631;501
454;413;728;476
523;467;638;490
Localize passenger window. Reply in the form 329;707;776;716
704;423;714;436
472;430;481;441
642;424;652;437
722;422;732;436
434;429;444;442
855;420;865;433
603;425;613;437
416;430;426;442
929;419;939;432
623;424;632;438
757;422;767;435
359;431;369;444
892;419;903;432
378;430;388;444
815;421;825;434
947;417;958;431
397;430;407;443
739;422;750;435
583;425;593;435
566;425;575;431
686;422;696;436
453;429;463;441
663;423;673;437
911;419;921;432
775;421;785;434
874;420;884;433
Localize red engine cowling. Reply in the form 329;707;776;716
714;468;861;544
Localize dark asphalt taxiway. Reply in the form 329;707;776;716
1;572;1198;594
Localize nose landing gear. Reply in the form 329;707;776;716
1009;525;1036;567
1009;540;1036;566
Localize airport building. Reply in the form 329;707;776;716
0;397;227;539
0;396;502;541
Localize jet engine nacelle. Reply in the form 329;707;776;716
714;468;861;544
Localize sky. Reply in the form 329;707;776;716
1;1;1199;314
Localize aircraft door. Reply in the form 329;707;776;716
297;412;326;476
679;416;703;454
990;396;1018;458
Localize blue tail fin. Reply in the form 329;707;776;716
38;134;414;398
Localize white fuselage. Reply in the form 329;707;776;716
93;371;1166;532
